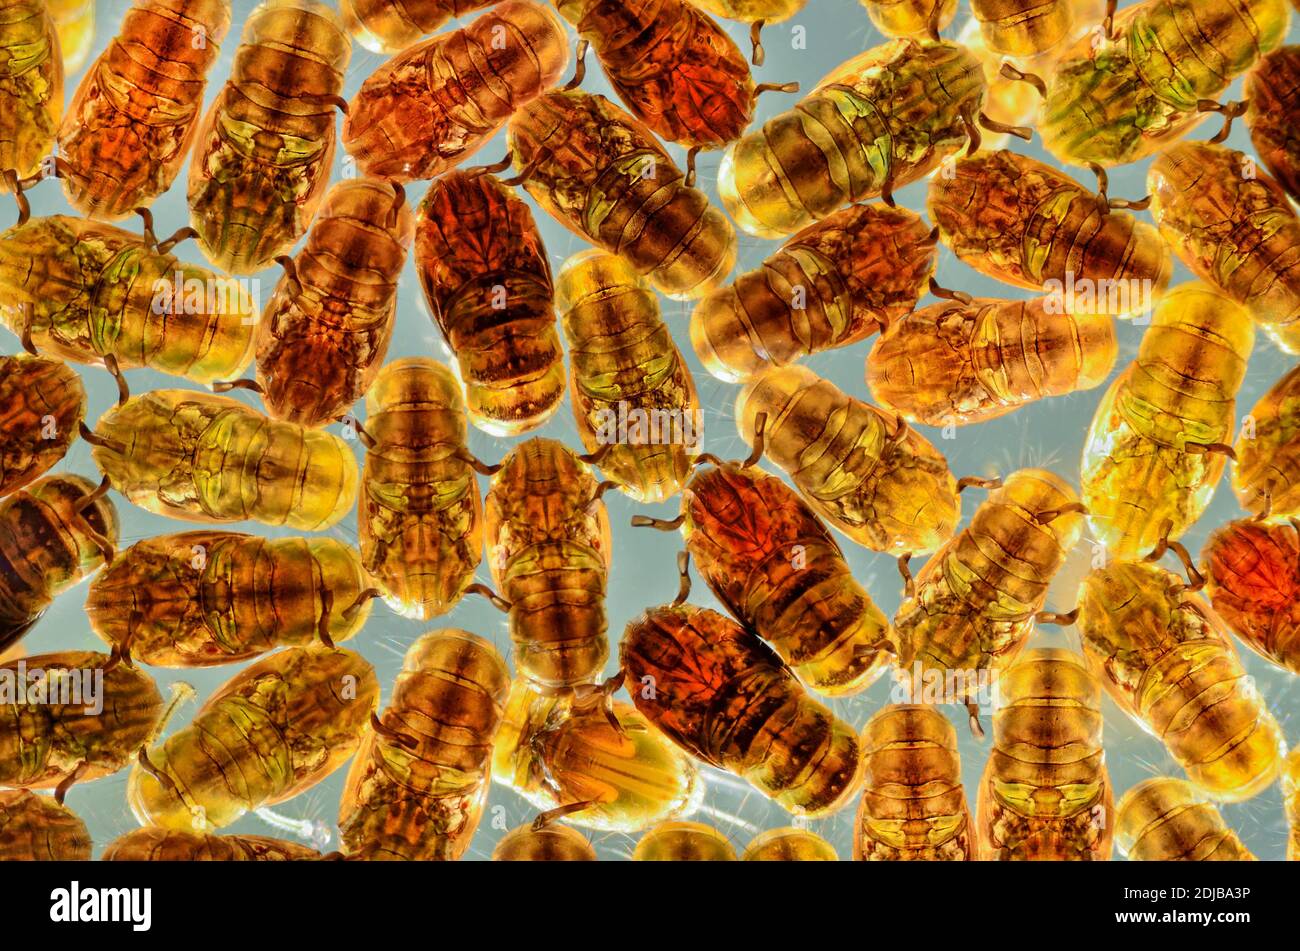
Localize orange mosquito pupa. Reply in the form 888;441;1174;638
1080;283;1253;561
928;149;1172;319
866;295;1117;428
553;0;755;149
0;790;91;861
129;646;379;831
717;38;986;239
342;1;569;182
0;650;163;792
507;89;738;301
85;532;373;666
0;216;257;386
1233;364;1300;519
691;203;938;382
0;474;118;653
416;170;564;437
892;469;1085;723
621;604;862;817
338;630;509;860
359;358;483;621
187;0;352;275
1076;560;1286;803
484;438;611;688
57;0;232;219
253;176;413;427
736;364;960;555
556;249;699;503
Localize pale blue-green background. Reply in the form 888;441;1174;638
7;0;1299;860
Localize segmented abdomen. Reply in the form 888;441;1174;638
856;704;974;861
340;0;500;53
1040;0;1287;166
1116;777;1256;860
978;649;1113;861
971;0;1073;56
342;1;568;181
1081;283;1253;560
339;631;509;860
